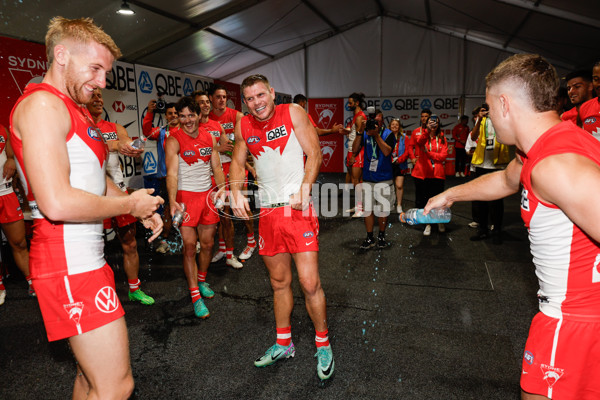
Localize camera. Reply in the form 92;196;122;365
155;91;167;114
365;106;378;131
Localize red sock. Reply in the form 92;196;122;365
197;271;207;283
315;329;329;348
247;233;256;248
226;247;233;260
276;326;292;346
219;240;226;253
128;278;141;293
25;274;32;286
190;287;201;303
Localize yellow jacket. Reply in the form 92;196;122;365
471;117;510;166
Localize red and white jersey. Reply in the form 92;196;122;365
560;106;579;125
240;104;304;207
171;128;214;193
579;98;600;141
97;119;125;191
347;110;366;148
0;124;14;196
209;107;238;164
520;121;600;321
200;118;223;140
10;83;108;279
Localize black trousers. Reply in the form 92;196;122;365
472;167;504;232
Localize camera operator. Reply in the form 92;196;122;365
352;108;396;250
469;103;510;244
142;96;180;253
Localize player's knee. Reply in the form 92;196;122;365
270;276;292;291
299;277;321;296
94;372;134;400
182;242;197;257
120;238;137;255
9;237;27;253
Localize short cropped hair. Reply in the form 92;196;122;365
175;96;200;115
46;17;121;65
565;69;592;83
209;84;227;96
486;54;558;112
421;108;432;115
293;94;307;104
240;74;271;98
191;90;208;98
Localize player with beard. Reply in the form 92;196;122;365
87;88;155;305
561;70;594;127
9;17;163;399
230;74;334;381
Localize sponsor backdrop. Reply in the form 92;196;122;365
342;96;461;175
308;98;345;173
1;36;464;181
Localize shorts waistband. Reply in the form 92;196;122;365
261;202;289;208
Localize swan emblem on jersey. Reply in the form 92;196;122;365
540;364;564;388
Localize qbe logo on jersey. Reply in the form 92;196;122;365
267;125;288;142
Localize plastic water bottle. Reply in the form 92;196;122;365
131;136;147;150
399;207;451;225
172;203;186;228
214;197;224;210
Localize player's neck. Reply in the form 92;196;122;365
200;114;209;124
90;113;102;124
211;107;226;117
516;111;562;154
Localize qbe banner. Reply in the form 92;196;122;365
343;96;460;174
134;65;213;179
309;98;345;173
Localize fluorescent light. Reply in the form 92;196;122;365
117;1;135;15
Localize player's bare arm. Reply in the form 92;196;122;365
289;103;322;210
425;156;521;213
115;123;142;158
13;92;160;221
3;129;17;180
164;135;181;218
229;119;250;219
532;153;600;242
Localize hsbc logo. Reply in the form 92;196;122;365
198;147;212;156
440;113;449;119
400;114;410;120
183;150;196;157
95;286;119;313
266;125;288;142
112;101;125;112
247;136;261;144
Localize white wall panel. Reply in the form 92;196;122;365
229;50;305;98
307;18;382;98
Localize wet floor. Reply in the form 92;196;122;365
0;174;536;399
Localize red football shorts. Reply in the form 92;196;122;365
176;190;219;227
0;192;24;224
520;312;600;399
34;263;125;342
103;213;137;230
346;147;364;169
258;205;319;256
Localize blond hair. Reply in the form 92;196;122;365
46;17;122;65
486;54;558;112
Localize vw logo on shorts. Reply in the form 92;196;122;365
95;286;119;313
